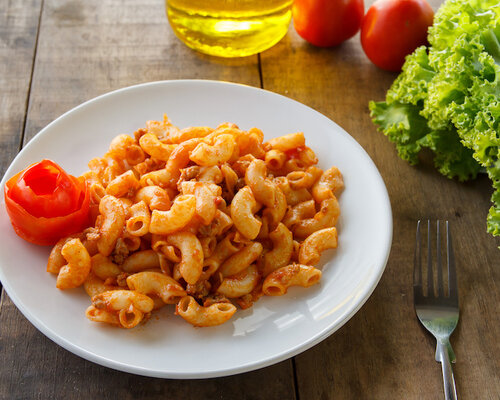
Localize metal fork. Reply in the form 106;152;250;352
413;220;459;400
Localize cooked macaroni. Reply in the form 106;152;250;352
48;115;344;328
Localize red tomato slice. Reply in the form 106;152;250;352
8;160;82;218
4;160;90;246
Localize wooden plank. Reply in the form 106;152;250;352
0;1;296;399
0;0;42;175
260;2;500;399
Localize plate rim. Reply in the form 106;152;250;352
0;79;393;379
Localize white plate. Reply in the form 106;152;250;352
0;80;392;378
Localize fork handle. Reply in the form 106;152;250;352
436;339;457;400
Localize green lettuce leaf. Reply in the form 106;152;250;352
370;0;500;239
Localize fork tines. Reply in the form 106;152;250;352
413;220;458;304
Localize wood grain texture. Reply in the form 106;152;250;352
259;1;500;398
1;0;499;398
0;0;42;175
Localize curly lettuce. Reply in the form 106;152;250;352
369;0;500;238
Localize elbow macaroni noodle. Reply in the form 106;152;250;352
48;115;344;328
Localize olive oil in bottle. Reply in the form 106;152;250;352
166;0;293;57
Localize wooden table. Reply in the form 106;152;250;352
1;1;498;399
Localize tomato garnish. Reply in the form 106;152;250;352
4;160;90;246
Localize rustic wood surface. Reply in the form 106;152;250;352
0;0;499;399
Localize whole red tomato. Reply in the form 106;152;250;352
4;160;90;245
360;0;434;71
293;0;365;47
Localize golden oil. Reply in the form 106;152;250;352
166;0;293;57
